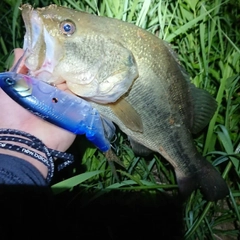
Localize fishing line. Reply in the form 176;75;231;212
11;49;28;74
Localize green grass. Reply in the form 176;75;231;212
0;0;240;239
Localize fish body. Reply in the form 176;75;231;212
21;4;229;200
0;72;111;152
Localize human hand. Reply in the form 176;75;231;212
0;48;76;178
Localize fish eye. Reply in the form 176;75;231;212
4;77;15;85
60;20;76;36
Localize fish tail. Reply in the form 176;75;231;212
176;157;229;201
197;159;229;201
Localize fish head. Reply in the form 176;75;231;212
21;4;138;103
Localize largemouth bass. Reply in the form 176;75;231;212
20;4;229;201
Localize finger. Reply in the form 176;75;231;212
56;82;73;94
56;82;68;91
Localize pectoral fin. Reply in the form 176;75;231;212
109;98;143;132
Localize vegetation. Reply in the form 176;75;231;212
0;0;239;239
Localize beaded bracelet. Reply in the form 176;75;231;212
0;129;74;183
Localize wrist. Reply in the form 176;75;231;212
0;147;48;178
0;129;74;184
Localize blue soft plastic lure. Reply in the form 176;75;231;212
0;72;111;152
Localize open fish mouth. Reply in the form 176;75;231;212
21;4;61;82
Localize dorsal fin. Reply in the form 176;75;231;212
189;83;217;134
109;97;143;132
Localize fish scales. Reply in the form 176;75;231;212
20;4;229;201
